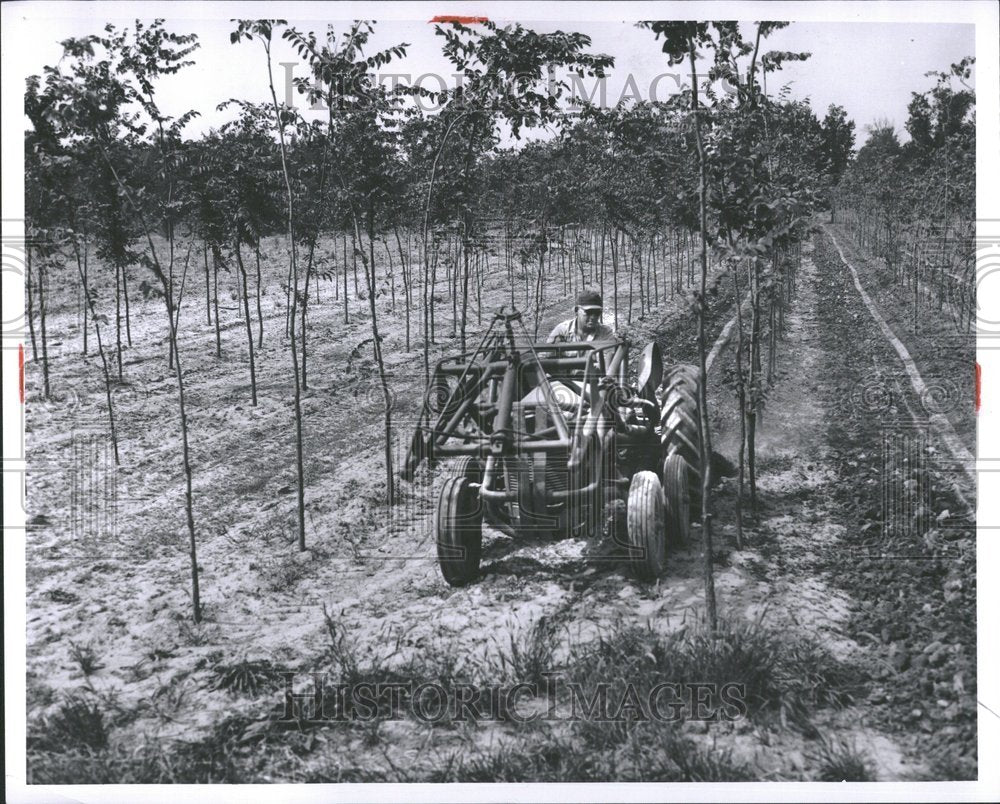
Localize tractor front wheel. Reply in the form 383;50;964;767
627;471;667;581
435;477;483;586
454;456;483;485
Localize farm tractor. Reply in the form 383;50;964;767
401;308;707;586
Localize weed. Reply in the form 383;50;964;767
320;604;405;688
26;679;57;711
122;658;154;683
563;615;857;724
68;640;104;676
627;725;755;782
497;616;558;688
29;694;108;752
257;550;313;591
47;588;80;604
209;658;288;697
806;735;875;781
921;745;976;781
455;732;604;782
151;675;193;721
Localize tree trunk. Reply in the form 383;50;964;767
234;237;258;405
300;237;317;392
114;261;123;380
92;138;202;622
688;39;718;630
165;296;201;621
611;229;620;328
461;228;471;352
74;236;89;356
732;257;746;550
384;239;396;312
393;226;410;351
36;251;51;399
627;236;635;324
122;267;133;347
430;241;438;346
352;230;359;297
212;245;222;358
747;258;761;511
255;242;265;349
265;41;307;552
203;239;212;326
599;225;606;298
74;253;119;465
360;209;395;506
343;231;350;324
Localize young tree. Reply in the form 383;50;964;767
26;76;119;457
644;20;820;624
232;19;309;550
42;23;205;621
645;21;719;628
416;20;612;367
283;20;411;506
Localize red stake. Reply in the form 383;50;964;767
429;15;489;24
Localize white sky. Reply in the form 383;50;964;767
5;3;976;147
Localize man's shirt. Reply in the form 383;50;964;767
547;318;616;344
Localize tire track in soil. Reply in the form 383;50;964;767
823;224;975;485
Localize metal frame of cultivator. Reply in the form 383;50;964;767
402;307;700;586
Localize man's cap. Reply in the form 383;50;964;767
575;289;603;310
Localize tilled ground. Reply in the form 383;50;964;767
807;233;977;777
23;226;976;782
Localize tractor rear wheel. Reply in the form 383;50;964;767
662;453;690;547
627;471;667;581
660;363;705;506
435;477;482;586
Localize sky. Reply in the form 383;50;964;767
3;3;979;148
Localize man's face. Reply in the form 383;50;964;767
576;306;603;335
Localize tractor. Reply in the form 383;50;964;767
401;308;706;586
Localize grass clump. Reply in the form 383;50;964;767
208;658;289;697
806;735;875;781
68;640;104;676
496;616;557;688
563;615;858;728
28;694;109;753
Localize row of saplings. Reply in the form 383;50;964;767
402;310;707;585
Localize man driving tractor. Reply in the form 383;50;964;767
547;289;615;345
522;289;615;411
